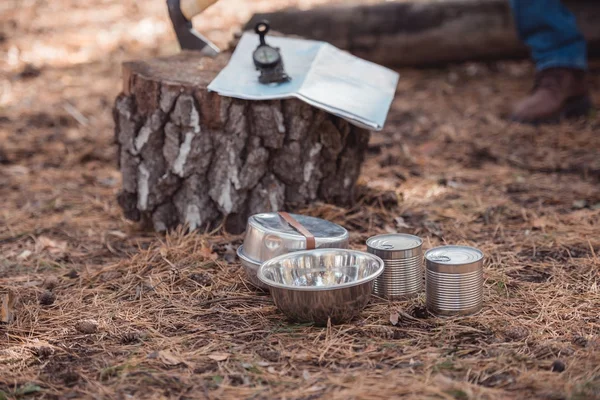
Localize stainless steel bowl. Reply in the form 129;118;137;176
238;213;349;289
258;249;384;325
237;246;268;289
242;213;349;262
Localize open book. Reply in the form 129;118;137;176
207;33;399;131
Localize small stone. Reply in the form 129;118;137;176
410;305;430;319
17;250;32;260
75;320;98;334
34;346;54;358
257;349;280;362
17;63;41;79
223;244;236;264
551;360;566;373
572;200;587;210
42;276;59;291
65;270;79;279
189;272;212;286
0;147;10;165
560;346;575;357
504;326;529;341
61;370;80;387
38;291;56;306
120;331;140;344
572;335;588;348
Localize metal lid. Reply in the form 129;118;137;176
366;234;423;259
242;213;349;262
425;245;484;273
250;213;347;239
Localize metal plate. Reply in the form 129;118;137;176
242;213;349;263
425;246;483;273
366;234;423;259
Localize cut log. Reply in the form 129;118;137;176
245;0;600;67
113;52;370;234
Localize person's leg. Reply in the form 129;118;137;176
510;0;587;71
509;0;591;123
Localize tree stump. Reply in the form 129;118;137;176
113;51;371;233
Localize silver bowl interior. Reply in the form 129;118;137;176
258;249;384;291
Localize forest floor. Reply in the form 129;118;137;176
1;0;599;399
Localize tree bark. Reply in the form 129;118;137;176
245;0;600;67
113;52;370;234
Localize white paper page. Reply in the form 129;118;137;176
298;43;399;130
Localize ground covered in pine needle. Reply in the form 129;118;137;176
1;0;599;399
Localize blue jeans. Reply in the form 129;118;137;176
510;0;587;71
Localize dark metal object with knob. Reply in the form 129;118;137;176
252;21;291;85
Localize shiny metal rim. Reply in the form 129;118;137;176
376;289;423;294
366;234;423;251
237;245;261;265
375;274;423;292
376;291;423;297
426;268;482;280
378;277;422;283
377;274;423;281
368;249;423;259
381;258;423;264
426;260;482;274
425;245;484;274
377;284;423;290
377;276;423;281
381;263;422;269
426;298;482;307
257;249;385;291
428;306;482;316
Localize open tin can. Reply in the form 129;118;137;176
425;245;484;316
237;212;349;289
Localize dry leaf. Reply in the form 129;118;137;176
531;217;547;229
208;353;230;361
200;244;218;261
106;230;127;239
36;236;68;255
395;217;411;229
384;225;397;234
302;370;311;381
17;250;32;260
389;312;399;326
1;291;16;324
158;350;186;366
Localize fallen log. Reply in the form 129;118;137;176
113;52;370;233
245;0;600;67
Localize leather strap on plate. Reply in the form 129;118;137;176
278;212;316;250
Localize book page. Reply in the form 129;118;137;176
297;43;399;130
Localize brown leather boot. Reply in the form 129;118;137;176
510;68;592;124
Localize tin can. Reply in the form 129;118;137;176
425;245;484;316
366;234;423;299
